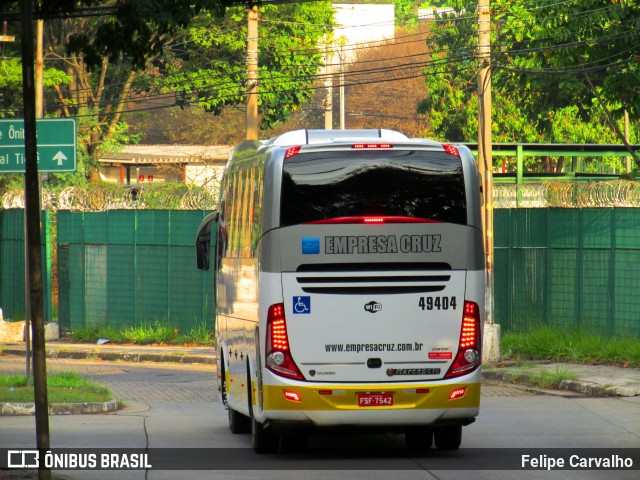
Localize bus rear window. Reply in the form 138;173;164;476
280;150;467;227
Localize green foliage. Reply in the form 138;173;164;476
43;0;238;70
0;58;70;118
502;326;640;367
70;319;214;345
0;372;113;403
394;0;420;27
421;0;640;170
156;2;334;129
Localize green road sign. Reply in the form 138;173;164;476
0;118;77;173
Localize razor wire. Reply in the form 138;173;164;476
494;181;640;208
5;180;640;211
1;185;219;212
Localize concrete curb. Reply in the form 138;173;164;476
1;348;214;365
0;399;119;416
482;370;627;397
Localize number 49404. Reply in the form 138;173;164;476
419;296;457;311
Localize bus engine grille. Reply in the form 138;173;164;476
294;264;452;295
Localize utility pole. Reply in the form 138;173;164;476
246;6;259;140
24;17;44;387
324;42;333;130
478;0;499;361
339;42;345;130
624;110;631;173
20;0;51;478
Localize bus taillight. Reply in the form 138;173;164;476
266;303;305;380
285;145;301;158
444;301;481;379
442;144;460;157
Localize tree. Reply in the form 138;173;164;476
148;2;333;130
0;1;334;184
418;0;640;171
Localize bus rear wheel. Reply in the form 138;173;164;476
405;428;433;451
228;407;251;434
251;416;279;454
281;433;308;453
433;426;462;450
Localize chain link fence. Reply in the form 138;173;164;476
1;185;219;212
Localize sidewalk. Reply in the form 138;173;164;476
2;340;639;398
0;340;214;365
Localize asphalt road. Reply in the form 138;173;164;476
1;356;639;480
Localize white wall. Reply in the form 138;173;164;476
332;3;395;62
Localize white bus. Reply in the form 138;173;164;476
196;129;485;454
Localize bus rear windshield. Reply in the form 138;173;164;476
281;150;467;227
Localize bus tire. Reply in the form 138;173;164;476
219;350;229;408
247;371;279;454
405;428;433;451
434;426;462;451
281;434;308;453
228;407;251;434
251;415;279;454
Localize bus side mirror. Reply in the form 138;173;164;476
195;212;219;271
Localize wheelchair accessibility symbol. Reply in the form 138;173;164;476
293;296;311;314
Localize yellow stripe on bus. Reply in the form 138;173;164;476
261;382;481;411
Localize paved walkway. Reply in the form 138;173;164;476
2;340;639;397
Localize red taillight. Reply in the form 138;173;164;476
285;145;301;158
444;301;481;379
442;144;460;157
449;387;466;400
266;303;305;381
352;143;393;149
305;216;441;225
283;390;301;402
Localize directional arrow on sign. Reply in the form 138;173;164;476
53;151;67;166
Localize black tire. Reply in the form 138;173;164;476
405;428;433;451
228;407;251;434
219;351;229;408
433;426;462;451
247;368;279;454
281;434;309;454
251;415;279;454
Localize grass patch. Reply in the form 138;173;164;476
530;367;578;389
502;326;640;367
0;372;113;403
70;320;214;346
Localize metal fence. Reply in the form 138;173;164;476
495;208;640;338
0;209;52;322
56;210;216;332
4;182;640;338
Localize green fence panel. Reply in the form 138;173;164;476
56;209;216;333
494;207;640;338
0;209;52;322
106;244;136;330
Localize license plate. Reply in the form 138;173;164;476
357;392;393;407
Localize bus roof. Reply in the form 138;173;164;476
264;129;442;148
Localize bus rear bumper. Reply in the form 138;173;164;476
264;407;478;433
256;379;481;430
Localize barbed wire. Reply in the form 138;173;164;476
494;181;640;209
1;185;220;212
4;180;640;212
